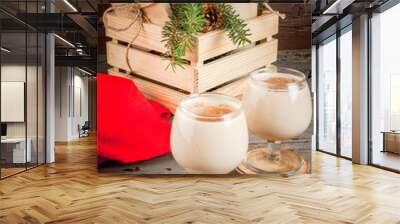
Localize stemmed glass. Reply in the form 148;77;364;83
241;66;312;175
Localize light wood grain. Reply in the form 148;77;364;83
213;77;249;97
1;136;400;223
196;12;278;62
106;41;196;92
228;3;258;20
105;13;165;52
106;39;277;93
141;3;170;26
104;11;279;64
196;39;277;92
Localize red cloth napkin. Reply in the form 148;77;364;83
97;73;171;163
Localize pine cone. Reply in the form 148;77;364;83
202;4;223;32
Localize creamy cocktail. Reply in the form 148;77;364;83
171;93;248;174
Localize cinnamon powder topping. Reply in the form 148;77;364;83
263;77;299;89
186;103;235;121
195;104;233;116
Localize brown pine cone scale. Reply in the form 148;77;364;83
202;4;224;32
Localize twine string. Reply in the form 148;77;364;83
103;3;148;74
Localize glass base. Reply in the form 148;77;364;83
241;148;305;176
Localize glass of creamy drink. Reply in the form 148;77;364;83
242;66;312;175
171;93;248;174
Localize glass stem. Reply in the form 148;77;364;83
266;141;282;161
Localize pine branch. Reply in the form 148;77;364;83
215;3;251;46
161;3;251;70
161;3;204;70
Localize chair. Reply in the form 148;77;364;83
79;121;90;138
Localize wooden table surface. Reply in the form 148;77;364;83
98;132;312;175
1;135;400;223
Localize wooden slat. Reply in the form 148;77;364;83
197;12;279;62
104;13;198;62
107;39;277;94
106;41;197;92
197;39;278;93
105;12;279;64
3;49;400;220
3;136;400;223
213;76;249;97
105;13;165;52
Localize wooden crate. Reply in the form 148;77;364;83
105;9;279;112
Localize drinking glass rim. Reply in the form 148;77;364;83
178;93;243;122
249;67;307;91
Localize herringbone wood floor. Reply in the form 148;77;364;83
1;136;400;224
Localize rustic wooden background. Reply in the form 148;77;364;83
273;4;312;50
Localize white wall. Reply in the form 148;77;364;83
70;70;89;138
377;4;400;130
55;66;71;141
317;38;337;154
1;65;26;140
54;67;89;141
1;65;35;138
1;63;46;164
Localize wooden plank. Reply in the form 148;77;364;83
104;13;197;62
8;137;400;222
105;13;165;52
106;41;196;92
140;3;170;26
107;39;278;94
228;3;258;20
213;76;249;97
105;12;279;64
197;13;279;62
197;39;278;92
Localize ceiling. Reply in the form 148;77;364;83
0;0;99;14
1;32;45;64
0;0;102;72
312;0;391;25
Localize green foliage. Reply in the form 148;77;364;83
161;3;205;70
161;3;251;70
215;3;251;46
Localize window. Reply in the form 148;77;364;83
317;36;337;154
370;2;400;171
390;74;400;130
316;24;353;159
0;1;47;179
339;27;352;158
